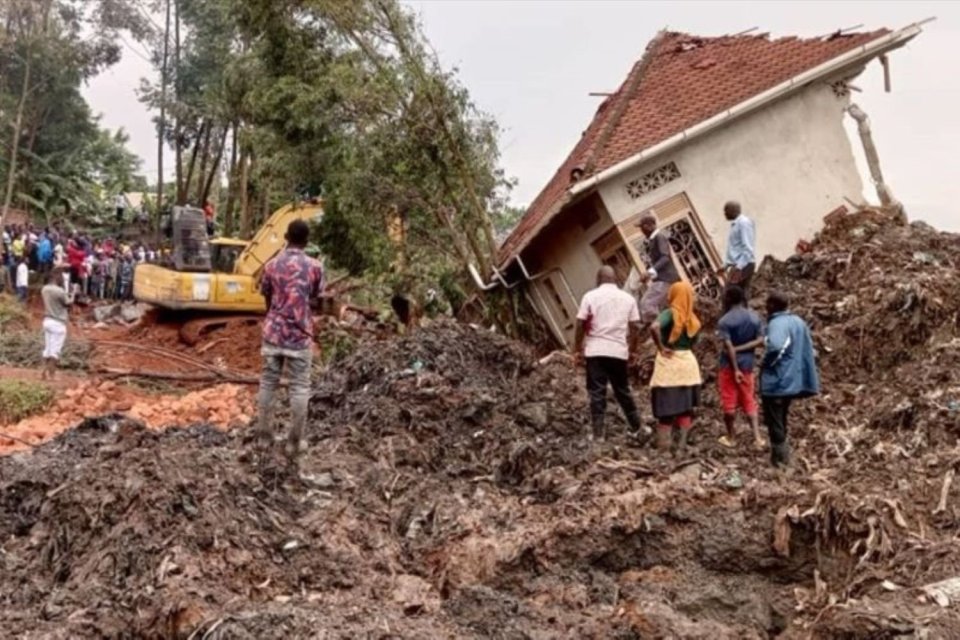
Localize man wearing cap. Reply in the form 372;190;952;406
633;213;681;324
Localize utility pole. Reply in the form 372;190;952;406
155;0;171;242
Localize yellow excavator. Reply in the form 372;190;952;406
133;201;324;342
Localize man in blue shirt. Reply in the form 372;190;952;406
36;233;53;278
720;201;756;298
756;291;820;467
716;285;764;449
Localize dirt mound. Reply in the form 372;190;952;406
0;380;254;454
88;317;264;376
3;209;960;638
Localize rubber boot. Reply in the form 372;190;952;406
771;441;791;468
255;404;275;450
675;428;690;458
654;426;671;451
591;416;607;442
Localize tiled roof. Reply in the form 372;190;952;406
499;28;891;265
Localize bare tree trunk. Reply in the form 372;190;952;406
181;119;205;205
1;44;32;230
173;0;182;204
238;149;251;238
155;0;171;243
194;123;213;204
201;126;228;205
223;122;239;236
258;185;269;231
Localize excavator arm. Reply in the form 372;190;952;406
233;201;324;277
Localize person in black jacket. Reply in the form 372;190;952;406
635;213;681;324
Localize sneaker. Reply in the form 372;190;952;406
718;435;736;449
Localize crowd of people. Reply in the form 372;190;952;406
1;223;165;303
574;201;820;469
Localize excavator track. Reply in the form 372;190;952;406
179;315;261;346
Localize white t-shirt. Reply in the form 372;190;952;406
576;283;640;360
16;262;28;288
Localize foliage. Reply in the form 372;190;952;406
0;0;149;225
493;205;525;236
136;0;513;319
0;380;54;423
317;331;359;367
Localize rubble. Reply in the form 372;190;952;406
1;207;960;637
0;381;253;454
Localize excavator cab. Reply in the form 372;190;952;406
170;206;212;272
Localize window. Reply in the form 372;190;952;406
619;192;723;300
663;217;723;300
624;162;681;200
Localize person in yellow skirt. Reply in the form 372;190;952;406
649;281;703;454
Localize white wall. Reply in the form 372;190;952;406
597;80;866;261
524;198;613;346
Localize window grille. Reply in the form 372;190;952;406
664;217;723;300
625;162;681;200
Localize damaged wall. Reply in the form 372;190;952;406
597;79;866;261
523;195;616;345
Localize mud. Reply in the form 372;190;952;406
2;208;960;638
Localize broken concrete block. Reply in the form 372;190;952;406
92;303;121;323
120;303;149;323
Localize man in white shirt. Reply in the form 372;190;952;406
15;257;28;302
40;268;76;380
572;266;647;441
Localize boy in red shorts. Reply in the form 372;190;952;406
717;285;764;448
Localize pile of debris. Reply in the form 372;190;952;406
0;381;253;454
2;208;960;637
309;320;590;483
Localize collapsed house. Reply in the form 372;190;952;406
492;23;926;346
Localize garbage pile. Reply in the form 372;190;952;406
749;208;960;634
308;320;591;485
2;208;960;637
0;381;254;454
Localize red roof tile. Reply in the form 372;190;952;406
499;28;891;265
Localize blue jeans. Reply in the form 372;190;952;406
16;286;27;302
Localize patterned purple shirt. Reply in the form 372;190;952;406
260;248;325;350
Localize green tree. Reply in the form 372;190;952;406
0;0;150;226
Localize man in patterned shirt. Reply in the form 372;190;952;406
256;219;324;462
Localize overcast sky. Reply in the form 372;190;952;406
84;1;957;230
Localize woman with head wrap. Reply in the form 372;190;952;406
649;281;703;454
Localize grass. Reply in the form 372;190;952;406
0;380;54;423
0;293;30;331
0;332;90;371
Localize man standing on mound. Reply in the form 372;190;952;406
573;266;646;442
255;219;324;463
